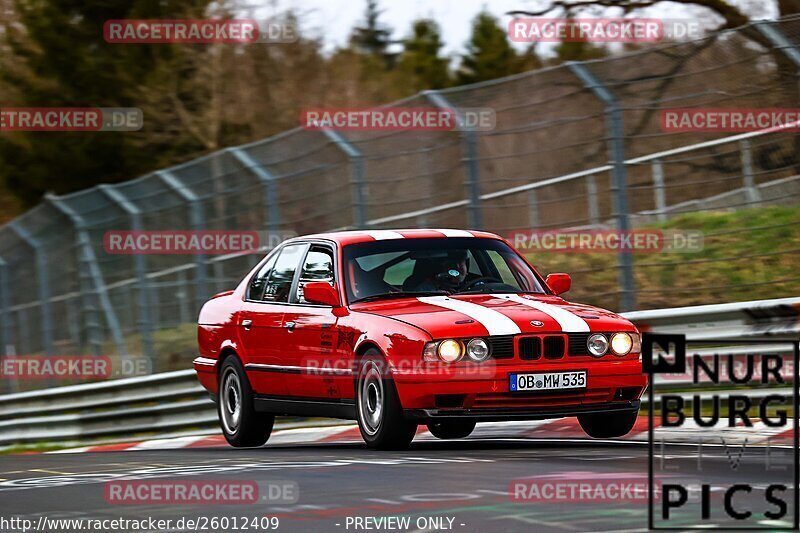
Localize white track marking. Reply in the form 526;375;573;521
418;296;521;336
130;435;208;450
496;294;590;332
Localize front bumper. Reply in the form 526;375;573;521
392;358;647;412
405;400;641;422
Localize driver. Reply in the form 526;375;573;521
409;250;472;292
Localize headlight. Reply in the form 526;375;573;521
437;339;463;362
587;333;608;357
466;338;490;362
610;332;633;356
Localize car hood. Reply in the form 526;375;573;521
352;293;633;339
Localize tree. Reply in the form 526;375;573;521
458;11;535;85
349;0;395;68
397;19;451;91
0;0;212;206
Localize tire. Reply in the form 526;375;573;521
427;420;476;440
578;410;638;439
356;350;417;450
218;356;274;447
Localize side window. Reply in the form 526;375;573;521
263;244;306;303
247;253;278;300
297;246;335;303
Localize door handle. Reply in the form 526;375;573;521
284;321;296;331
242;319;252;330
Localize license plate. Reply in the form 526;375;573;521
509;371;586;392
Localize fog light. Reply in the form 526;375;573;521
587;333;608;357
466;338;490;362
438;339;463;362
610;332;633;356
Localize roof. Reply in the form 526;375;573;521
285;229;503;246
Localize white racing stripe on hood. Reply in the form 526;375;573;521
417;296;521;336
495;294;590;332
365;230;405;240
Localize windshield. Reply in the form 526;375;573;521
343;237;546;303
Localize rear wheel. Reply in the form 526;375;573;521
578;410;638;439
356;350;417;450
427;420;476;439
218;356;274;447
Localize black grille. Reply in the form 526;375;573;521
489;335;515;359
543;336;565;359
518;337;541;360
567;333;591;356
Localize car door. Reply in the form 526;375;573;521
238;243;308;397
281;243;349;400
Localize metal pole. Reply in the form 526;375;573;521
8;221;54;355
156;170;208;311
322;130;368;229
569;62;636;311
228;147;281;234
98;184;155;366
527;189;540;228
652;159;668;222
0;256;10;356
586;175;600;226
47;194;127;356
425;90;483;229
739;140;761;206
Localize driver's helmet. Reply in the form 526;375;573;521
434;250;469;289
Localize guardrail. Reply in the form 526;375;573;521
0;297;797;447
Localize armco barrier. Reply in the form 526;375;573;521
0;297;797;447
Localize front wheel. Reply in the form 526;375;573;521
578;410;638;439
356;351;417;450
427;420;476;439
218;357;274;447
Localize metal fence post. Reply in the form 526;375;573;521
424;90;483;229
569;62;636;312
0;256;10;355
47;194;127;356
228;147;281;234
652;159;668;222
322;130;368;229
586;175;600;226
98;185;155;366
8;221;54;355
156;170;208;310
528;189;540;228
738;140;761;206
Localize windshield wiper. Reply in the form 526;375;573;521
351;290;449;304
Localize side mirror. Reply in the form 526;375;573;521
303;282;340;307
545;273;571;295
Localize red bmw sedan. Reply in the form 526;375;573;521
194;229;647;449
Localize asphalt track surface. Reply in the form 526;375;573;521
0;431;796;533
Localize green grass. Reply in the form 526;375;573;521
525;205;800;310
